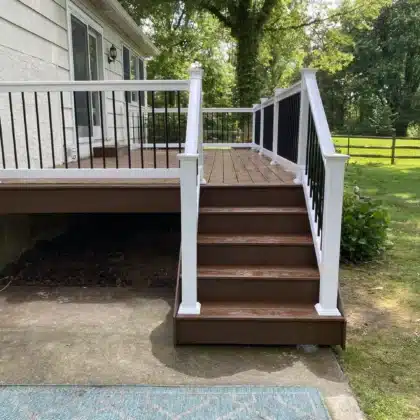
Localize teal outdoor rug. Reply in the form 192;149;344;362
0;386;331;419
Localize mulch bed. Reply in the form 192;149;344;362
0;214;180;289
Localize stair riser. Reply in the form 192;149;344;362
198;278;319;303
201;187;305;208
176;319;345;346
199;213;310;234
198;244;317;267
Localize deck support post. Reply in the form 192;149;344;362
315;155;348;316
294;70;313;184
178;153;201;315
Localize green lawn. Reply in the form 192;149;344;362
339;159;420;420
333;136;420;165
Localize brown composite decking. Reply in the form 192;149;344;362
59;148;294;185
0;149;295;213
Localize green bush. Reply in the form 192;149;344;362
341;187;390;263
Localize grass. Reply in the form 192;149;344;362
333;136;420;166
339;158;420;420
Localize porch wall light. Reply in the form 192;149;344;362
108;44;117;63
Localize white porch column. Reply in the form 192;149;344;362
270;88;285;165
315;154;348;316
178;153;201;315
259;98;268;154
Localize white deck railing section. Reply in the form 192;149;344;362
178;65;204;315
0;79;190;178
252;69;348;317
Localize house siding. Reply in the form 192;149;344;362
0;0;151;169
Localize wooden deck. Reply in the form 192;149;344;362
0;149;295;214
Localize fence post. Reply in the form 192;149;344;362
271;89;284;165
295;70;313;183
178;153;200;315
259;98;268;155
315;154;349;316
391;129;396;165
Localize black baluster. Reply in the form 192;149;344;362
138;92;144;168
86;91;93;168
125;93;131;169
9;93;18;168
60;92;68;168
47;92;56;168
151;91;157;168
112;91;118;168
164;91;169;168
21;93;31;168
0;117;5;168
99;92;106;168
177;91;181;153
34;93;43;168
73;92;81;168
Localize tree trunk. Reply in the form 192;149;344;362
394;119;409;137
236;30;261;107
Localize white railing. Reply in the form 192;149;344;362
0;79;190;178
299;69;348;316
251;69;348;317
151;107;253;148
178;64;204;315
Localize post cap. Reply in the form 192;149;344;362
189;62;204;79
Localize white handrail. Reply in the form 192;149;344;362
301;70;336;156
298;69;349;317
0;80;190;93
150;107;253;114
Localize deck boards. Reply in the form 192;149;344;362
1;149;295;186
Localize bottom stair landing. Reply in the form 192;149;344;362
174;184;346;347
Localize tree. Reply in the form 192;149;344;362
350;0;420;136
121;0;279;106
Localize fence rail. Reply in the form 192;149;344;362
333;134;420;164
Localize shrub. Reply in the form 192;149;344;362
341;187;390;263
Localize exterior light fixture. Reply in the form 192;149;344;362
108;44;117;63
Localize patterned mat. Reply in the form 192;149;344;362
0;385;331;419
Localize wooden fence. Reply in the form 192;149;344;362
333;134;420;164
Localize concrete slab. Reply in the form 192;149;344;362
0;287;363;420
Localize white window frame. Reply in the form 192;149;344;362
122;44;146;106
67;2;107;144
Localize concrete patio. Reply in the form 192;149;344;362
0;286;363;420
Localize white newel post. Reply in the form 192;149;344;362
315;154;348;316
295;69;313;184
252;104;259;151
189;65;205;183
270;89;284;164
259;98;268;154
178;153;201;315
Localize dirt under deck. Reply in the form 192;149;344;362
0;214;362;420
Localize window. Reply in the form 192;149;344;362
123;46;144;104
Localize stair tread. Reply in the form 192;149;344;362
179;302;343;320
198;265;319;280
200;207;306;214
198;233;313;245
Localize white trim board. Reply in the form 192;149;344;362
0;168;180;179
